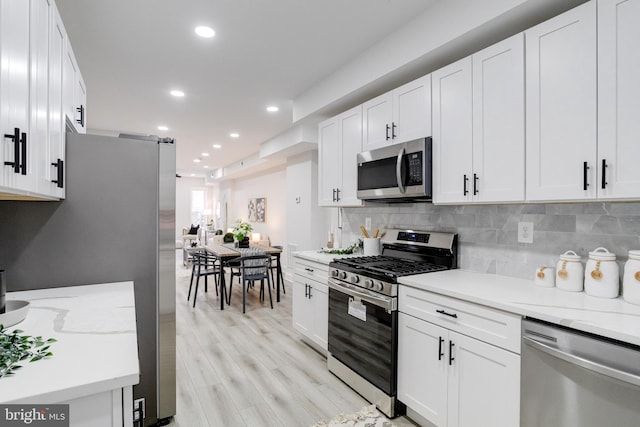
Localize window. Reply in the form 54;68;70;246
190;188;206;226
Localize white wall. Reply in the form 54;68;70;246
224;167;287;248
175;176;213;239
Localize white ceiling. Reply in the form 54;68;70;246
55;0;437;177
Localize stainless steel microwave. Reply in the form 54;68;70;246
357;137;432;201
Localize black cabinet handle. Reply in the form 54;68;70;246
76;105;85;127
385;124;390;140
51;159;64;188
304;267;314;272
436;309;458;318
438;336;444;361
601;159;608;189
473;173;479;195
336;188;340;202
308;285;313;299
583;162;590;191
332;188;336;202
391;122;397;139
20;132;27;175
4;127;20;173
449;341;455;366
463;174;469;196
304;284;309;298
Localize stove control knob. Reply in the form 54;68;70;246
365;279;374;289
339;271;347;280
330;270;339;277
350;276;360;284
375;282;385;292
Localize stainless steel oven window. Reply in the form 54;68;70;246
327;284;398;395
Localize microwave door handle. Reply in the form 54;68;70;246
396;147;406;193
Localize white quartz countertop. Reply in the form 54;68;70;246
293;250;357;264
399;270;640;347
0;282;140;404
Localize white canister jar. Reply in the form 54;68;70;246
556;250;583;292
584;247;619;299
623;250;640;305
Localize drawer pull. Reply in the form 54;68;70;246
436;309;458;318
305;268;314;272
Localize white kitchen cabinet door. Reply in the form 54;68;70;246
63;41;81;131
337;105;362;206
75;71;87;133
398;313;448;427
392;74;431;145
318;117;340;206
525;1;597;201
292;277;313;336
472;34;525;203
447;331;520;427
43;2;66;198
432;57;473;204
310;284;328;350
362;92;392;150
597;0;640;200
0;0;31;191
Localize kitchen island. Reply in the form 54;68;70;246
0;282;139;427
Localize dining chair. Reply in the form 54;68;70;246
228;254;272;313
269;245;285;295
187;252;221;307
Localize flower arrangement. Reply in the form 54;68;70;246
232;219;253;242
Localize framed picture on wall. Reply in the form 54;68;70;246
248;199;257;222
256;197;266;222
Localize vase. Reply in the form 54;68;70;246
238;237;250;248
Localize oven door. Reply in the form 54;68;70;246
357;137;432;201
327;279;398;395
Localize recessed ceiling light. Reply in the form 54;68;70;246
266;106;279;112
170;90;185;97
157;125;169;131
202;152;209;157
204;165;209;169
212;144;222;149
190;173;195;177
195;26;215;38
229;133;239;138
193;158;201;163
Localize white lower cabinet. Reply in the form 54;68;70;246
66;386;133;427
292;256;329;351
398;286;520;427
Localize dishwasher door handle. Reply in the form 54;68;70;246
523;336;640;387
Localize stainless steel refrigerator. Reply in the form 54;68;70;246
0;133;176;426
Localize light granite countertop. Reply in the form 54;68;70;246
293;250;358;265
399;270;640;347
0;282;139;404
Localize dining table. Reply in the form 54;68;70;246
204;243;284;310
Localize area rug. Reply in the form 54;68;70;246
311;405;397;427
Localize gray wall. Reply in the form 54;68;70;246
341;202;640;283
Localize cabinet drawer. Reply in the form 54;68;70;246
294;257;329;283
399;285;521;353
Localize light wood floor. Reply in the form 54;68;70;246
169;251;418;427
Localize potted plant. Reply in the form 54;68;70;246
232;219;253;248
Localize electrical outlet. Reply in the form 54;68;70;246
518;222;534;244
365;217;372;231
133;398;145;423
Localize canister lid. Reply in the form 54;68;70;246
628;250;640;260
560;250;581;261
588;247;616;261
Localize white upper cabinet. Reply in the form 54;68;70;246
472;33;525;203
525;1;597;201
0;0;32;192
63;41;86;134
318;105;363;207
432;57;473;204
362;75;431;150
597;0;640;199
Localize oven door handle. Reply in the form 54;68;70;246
328;279;396;311
523;336;640;387
396;147;406;194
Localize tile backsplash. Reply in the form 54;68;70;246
340;202;640;282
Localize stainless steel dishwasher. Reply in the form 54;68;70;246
521;318;640;426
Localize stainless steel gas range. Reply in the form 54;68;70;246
327;229;457;418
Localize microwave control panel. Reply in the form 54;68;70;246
407;152;423;185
